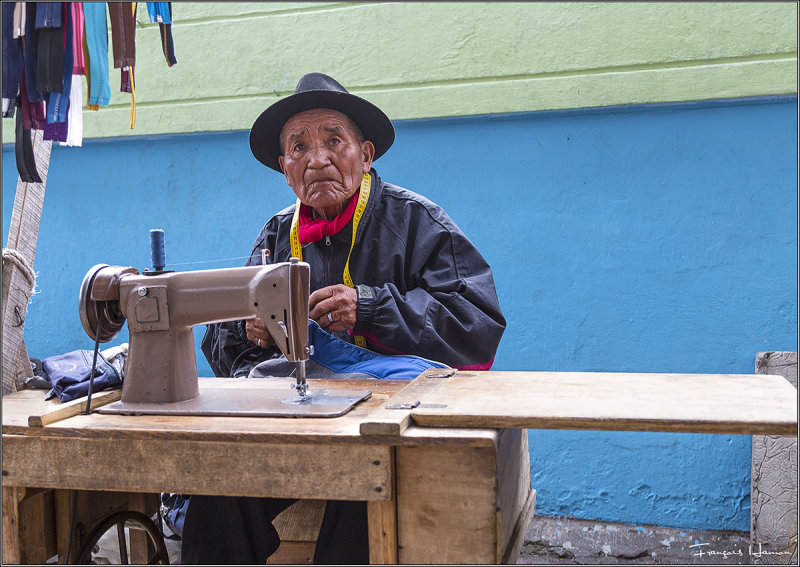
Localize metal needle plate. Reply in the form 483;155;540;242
97;385;371;418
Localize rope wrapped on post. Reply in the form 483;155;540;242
2;247;38;301
2;247;39;393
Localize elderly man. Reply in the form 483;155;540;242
182;73;505;564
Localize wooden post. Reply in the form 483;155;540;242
2;129;51;394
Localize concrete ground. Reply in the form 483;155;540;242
519;515;755;565
90;510;757;565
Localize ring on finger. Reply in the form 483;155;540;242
257;338;262;347
327;312;334;324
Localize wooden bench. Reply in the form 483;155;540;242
267;500;326;564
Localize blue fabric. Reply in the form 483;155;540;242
34;2;61;29
307;320;448;380
46;5;73;123
161;493;188;538
23;3;43;103
83;2;111;106
43;349;123;402
146;2;172;24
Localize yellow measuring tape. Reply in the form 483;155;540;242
129;3;136;129
290;173;371;347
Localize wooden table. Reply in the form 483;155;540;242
2;375;533;564
3;369;796;564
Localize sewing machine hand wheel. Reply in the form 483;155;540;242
74;510;170;564
78;264;137;342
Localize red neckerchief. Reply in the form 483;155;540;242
297;189;360;245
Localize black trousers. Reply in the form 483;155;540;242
180;495;370;564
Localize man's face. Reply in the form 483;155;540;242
278;109;375;217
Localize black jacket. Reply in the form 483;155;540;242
201;170;506;377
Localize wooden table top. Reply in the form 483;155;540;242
408;371;798;435
2;377;498;448
5;371;795;445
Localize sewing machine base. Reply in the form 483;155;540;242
97;383;371;418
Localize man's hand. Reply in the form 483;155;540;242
309;284;358;332
245;317;275;349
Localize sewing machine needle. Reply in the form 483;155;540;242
296;359;308;398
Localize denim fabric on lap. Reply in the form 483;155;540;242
249;320;448;380
307;320;448;380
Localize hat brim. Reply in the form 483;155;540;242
249;90;395;172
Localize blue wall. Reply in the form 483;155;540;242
3;96;797;531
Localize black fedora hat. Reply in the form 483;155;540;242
250;73;395;172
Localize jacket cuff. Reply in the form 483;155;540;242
236;319;249;343
354;284;376;333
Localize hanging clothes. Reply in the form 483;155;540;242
34;2;61;28
109;2;137;127
15;100;41;182
2;3;24;118
119;66;137;129
146;2;170;23
61;74;83;146
20;68;45;130
5;0;178;159
147;2;177;67
12;1;25;38
70;2;85;75
43;116;68;142
23;3;43;104
34;2;65;94
46;5;74;125
159;17;177;67
108;2;136;69
83;2;111;107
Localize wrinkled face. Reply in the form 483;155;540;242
278;109;375;217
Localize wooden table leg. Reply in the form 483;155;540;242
368;499;398;564
368;447;398;564
2;486;22;564
127;492;160;564
3;486;59;565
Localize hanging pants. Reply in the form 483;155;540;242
180;495;369;564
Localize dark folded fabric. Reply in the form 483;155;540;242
15;101;42;183
2;3;23;115
159;21;177;67
36;25;64;93
43;349;124;402
23;3;43;103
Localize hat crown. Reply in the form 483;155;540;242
250;72;394;172
294;73;349;95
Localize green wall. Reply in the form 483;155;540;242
3;2;796;145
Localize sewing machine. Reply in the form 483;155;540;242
76;232;370;416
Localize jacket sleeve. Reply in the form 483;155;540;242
200;318;269;377
200;221;283;377
353;215;506;368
